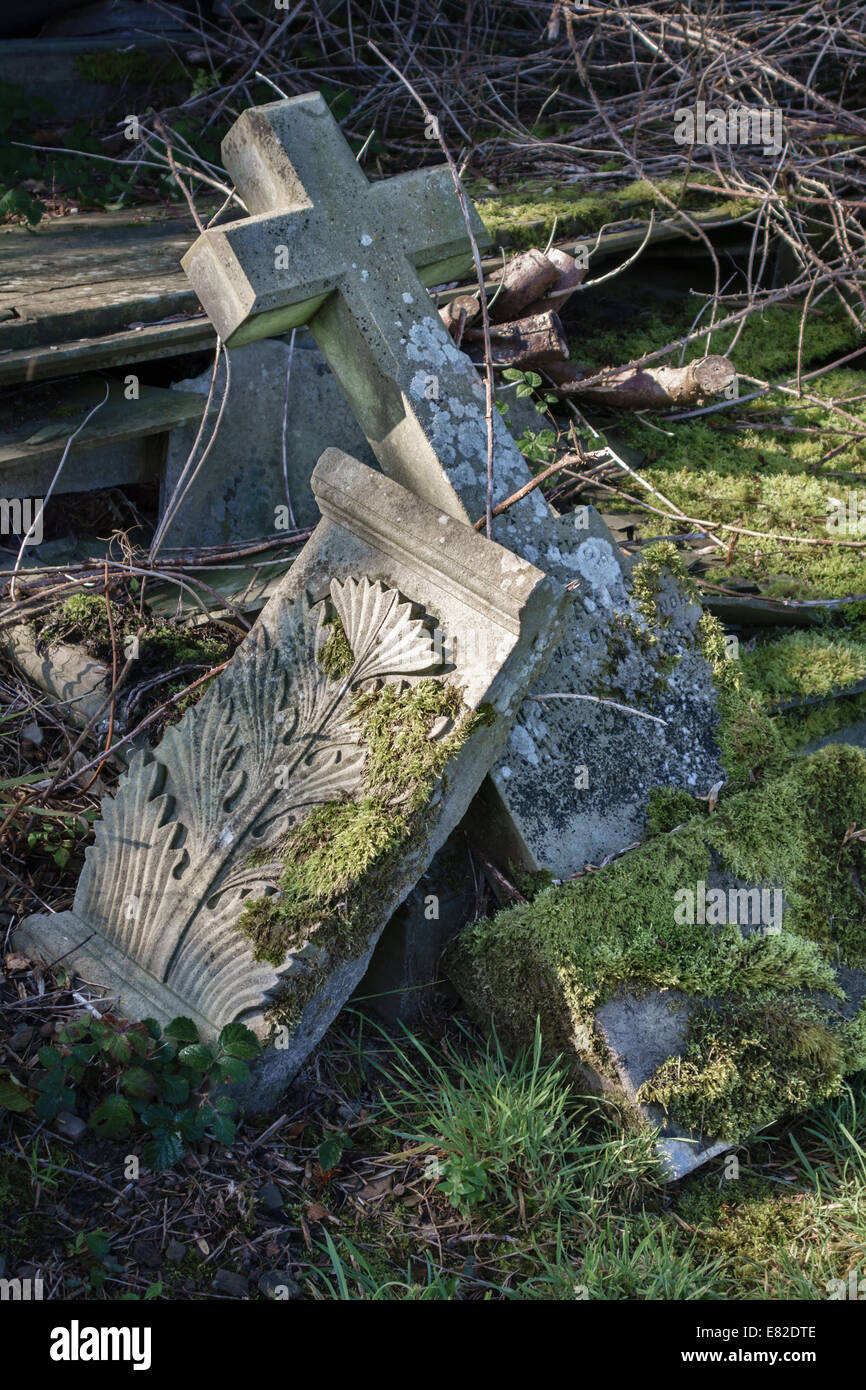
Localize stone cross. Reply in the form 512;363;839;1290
184;93;725;877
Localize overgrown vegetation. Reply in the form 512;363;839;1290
1;1009;262;1172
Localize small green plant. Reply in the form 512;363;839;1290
65;1228;122;1296
30;1012;261;1171
380;1020;590;1222
318;1132;351;1174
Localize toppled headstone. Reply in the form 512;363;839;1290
447;744;866;1177
182;91;724;877
161;335;377;547
17;448;568;1108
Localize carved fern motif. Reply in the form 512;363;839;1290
73;578;445;1024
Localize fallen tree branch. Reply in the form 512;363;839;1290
464;310;568;367
546;355;735;409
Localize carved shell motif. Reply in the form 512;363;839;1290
73;577;445;1024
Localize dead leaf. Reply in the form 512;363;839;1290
4;953;31;972
305;1202;338;1225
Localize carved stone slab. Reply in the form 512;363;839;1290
182;92;724;877
17;449;568;1107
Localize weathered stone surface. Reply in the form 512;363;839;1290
17;448;568;1108
182;91;724;877
161;335;377;547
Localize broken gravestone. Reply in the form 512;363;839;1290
16;448;568;1107
159;333;543;550
181;91;724;878
160;335;377;547
448;743;866;1177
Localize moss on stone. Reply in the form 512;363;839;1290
317;614;354;681
238;678;483;973
637;994;866;1143
739;628;866;703
675;1173;828;1289
647;786;704;835
448;745;866;1137
73;50;185;86
475;176;759;251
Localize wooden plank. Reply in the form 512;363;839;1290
0;374;207;473
0;207;204;353
0;316;216;388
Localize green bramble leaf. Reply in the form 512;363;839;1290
210;1112;236;1146
164;1017;199;1044
217;1023;262;1059
90;1094;134;1138
177;1043;213;1074
143;1128;183;1172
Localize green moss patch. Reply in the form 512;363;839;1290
448;744;866;1141
237;679;482;991
476;176;758;251
639;994;866;1144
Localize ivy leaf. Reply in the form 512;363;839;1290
217;1023;262;1059
143;1128;183;1172
37;1046;63;1070
164;1017;199;1044
142;1018;162;1040
90;1094;134;1138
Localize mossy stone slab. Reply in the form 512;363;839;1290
448;745;866;1178
17;447;569;1109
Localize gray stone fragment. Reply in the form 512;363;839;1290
16;448;567;1111
164;1239;186;1264
182;90;724;877
258;1269;302;1300
213;1269;250;1298
161;335;377;548
257;1181;284;1212
54;1111;88;1142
